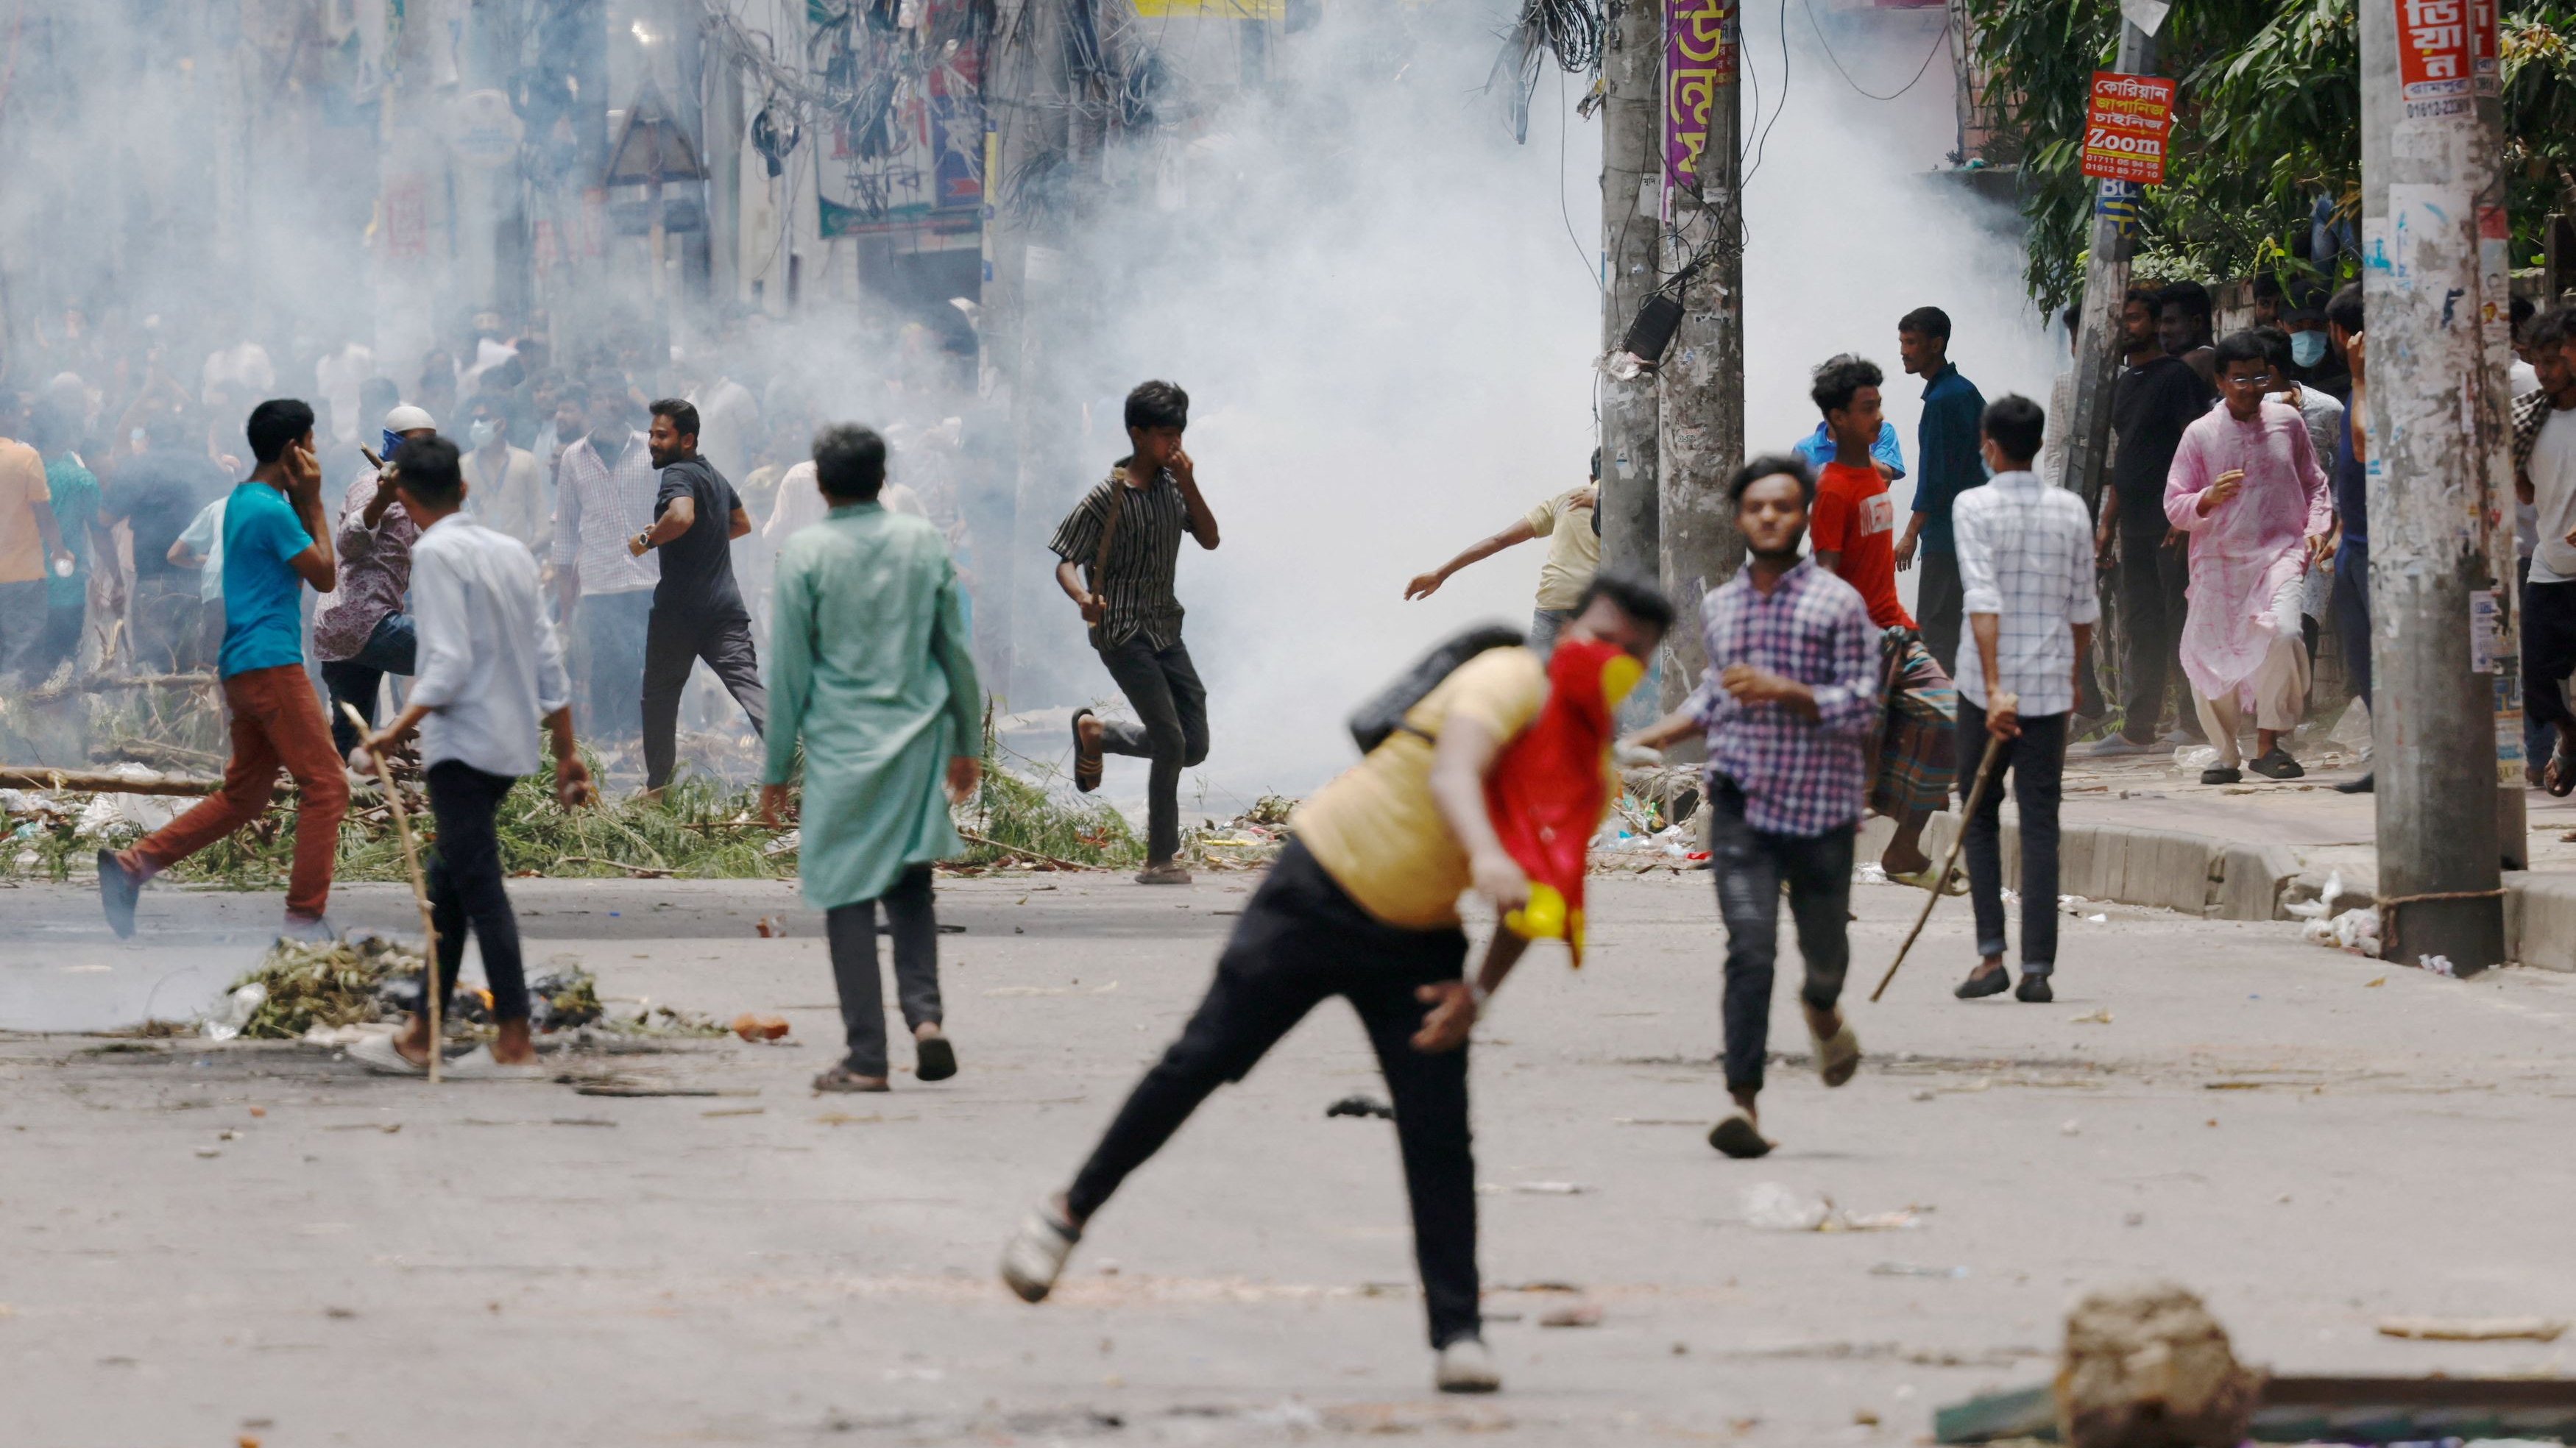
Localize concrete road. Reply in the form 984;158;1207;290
4;869;2573;1446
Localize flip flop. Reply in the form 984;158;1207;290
1810;1021;1862;1088
442;1045;548;1081
914;1035;958;1082
347;1034;428;1077
813;1065;890;1093
1071;709;1103;794
1708;1111;1772;1159
1888;864;1969;897
2550;749;2576;798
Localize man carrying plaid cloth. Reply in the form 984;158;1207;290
1802;355;1958;887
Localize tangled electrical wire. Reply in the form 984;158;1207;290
1488;0;1607;144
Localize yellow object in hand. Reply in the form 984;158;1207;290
1505;882;1568;940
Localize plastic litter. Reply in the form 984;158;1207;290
201;982;269;1041
1741;1182;1922;1232
2173;745;2221;770
2413;954;2457;979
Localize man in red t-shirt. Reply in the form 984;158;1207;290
1806;355;1957;886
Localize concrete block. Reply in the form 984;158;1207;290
2063;823;2218;917
2215;842;2305;921
2506;874;2576;972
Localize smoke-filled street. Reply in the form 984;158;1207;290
7;873;2575;1447
7;0;2576;1444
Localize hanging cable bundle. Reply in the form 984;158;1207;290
1487;0;1607;143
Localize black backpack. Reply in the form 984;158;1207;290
1346;623;1529;755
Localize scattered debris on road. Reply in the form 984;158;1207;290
2377;1314;2566;1343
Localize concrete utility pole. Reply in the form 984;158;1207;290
2059;18;2158;515
1598;1;1661;583
1656;4;1744;712
2357;0;2514;971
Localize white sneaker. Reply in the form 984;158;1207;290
999;1203;1080;1304
1434;1337;1501;1394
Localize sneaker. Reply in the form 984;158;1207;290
96;849;140;939
2086;736;2154;758
1135;862;1192;886
347;1033;429;1076
2015;973;2054;1004
1434;1337;1502;1394
279;914;340;945
2247;748;2304;780
2332;771;2375;795
1000;1202;1081;1304
2198;767;2242;785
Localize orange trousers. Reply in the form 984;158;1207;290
124;664;350;920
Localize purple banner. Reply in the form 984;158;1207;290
1666;0;1735;185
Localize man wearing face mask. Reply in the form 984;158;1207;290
552;378;660;745
461;396;548;557
2282;294;2348;404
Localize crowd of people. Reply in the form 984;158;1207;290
12;285;2575;1398
0;308;994;758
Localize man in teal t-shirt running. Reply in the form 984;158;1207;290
99;399;351;940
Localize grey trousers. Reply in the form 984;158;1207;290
1528;607;1575;659
825;864;943;1078
642;604;767;789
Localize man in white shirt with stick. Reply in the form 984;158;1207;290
349;436;593;1079
1949;395;2096;1004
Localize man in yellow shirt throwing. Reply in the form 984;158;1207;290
999;572;1673;1396
1404;453;1599;656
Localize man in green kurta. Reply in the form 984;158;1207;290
759;424;984;1093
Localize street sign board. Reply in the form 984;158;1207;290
2394;0;2501;120
2080;71;2176;185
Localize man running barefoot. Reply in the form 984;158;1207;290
1000;574;1676;1395
1629;457;1878;1159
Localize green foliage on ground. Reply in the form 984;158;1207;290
1964;0;2576;308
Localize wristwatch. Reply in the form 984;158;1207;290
633;529;656;553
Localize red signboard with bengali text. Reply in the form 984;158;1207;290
2394;0;2499;118
2081;71;2176;185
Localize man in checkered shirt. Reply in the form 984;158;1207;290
1950;395;2098;1005
1630;455;1878;1160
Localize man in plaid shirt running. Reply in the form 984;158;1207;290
1630;455;1880;1159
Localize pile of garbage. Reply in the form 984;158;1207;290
1184;794;1297;870
202;936;609;1041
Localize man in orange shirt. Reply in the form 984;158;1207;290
1807;355;1956;887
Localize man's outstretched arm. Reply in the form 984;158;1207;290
1405;518;1538;600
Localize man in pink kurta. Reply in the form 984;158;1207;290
2164;334;2332;783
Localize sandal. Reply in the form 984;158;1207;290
914;1034;958;1083
1810;1020;1861;1088
812;1065;890;1093
1072;709;1103;794
1708;1110;1772;1159
1888;863;1968;897
2549;748;2576;798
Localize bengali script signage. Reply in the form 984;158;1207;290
2080;71;2176;185
2394;0;2499;120
1664;1;1733;186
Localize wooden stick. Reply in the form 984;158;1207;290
1869;720;2012;1004
955;829;1092;872
0;766;219;796
342;703;442;1084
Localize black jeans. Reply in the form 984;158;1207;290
2524;577;2576;739
2332;536;2372;709
425;762;529;1021
2115;524;2193;743
1917;547;1964;677
1958;702;2067;974
824;865;942;1078
1708;779;1854;1094
1064;840;1479;1349
320;611;419;759
1094;634;1210;863
642;605;768;789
